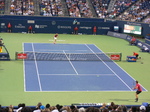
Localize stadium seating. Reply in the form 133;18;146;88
144;17;150;24
0;0;147;23
65;0;81;17
107;0;137;19
65;0;93;17
117;0;150;22
10;0;34;15
40;0;63;16
91;0;110;18
0;0;5;14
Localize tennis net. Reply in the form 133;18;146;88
15;51;122;61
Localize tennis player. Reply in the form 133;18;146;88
132;81;142;102
53;33;58;44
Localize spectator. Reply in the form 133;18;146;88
86;107;100;112
77;0;93;18
78;107;85;112
91;0;110;18
100;103;107;112
139;105;146;112
130;36;136;45
0;0;5;14
33;102;43;112
70;105;78;112
10;0;34;16
42;103;51;112
117;0;150;22
6;105;14;112
144;17;150;24
40;0;63;16
62;106;72;112
129;106;138;112
66;0;81;17
15;103;26;112
21;107;32;112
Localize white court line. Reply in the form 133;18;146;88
25;90;141;92
93;44;148;91
23;43;26;92
31;43;42;91
49;40;66;41
38;50;88;52
85;44;133;91
63;50;79;75
39;74;115;76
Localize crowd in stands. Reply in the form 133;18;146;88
0;102;149;112
0;0;4;14
10;0;34;15
144;17;150;23
66;0;93;18
40;0;63;16
77;0;93;18
91;0;110;18
117;0;150;22
108;0;137;19
0;0;150;23
66;0;81;17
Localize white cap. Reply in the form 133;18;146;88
140;105;146;110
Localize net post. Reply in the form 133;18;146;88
15;52;18;60
120;53;122;61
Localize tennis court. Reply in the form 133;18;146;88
23;43;147;92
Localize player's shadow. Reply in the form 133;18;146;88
110;99;150;102
109;99;135;102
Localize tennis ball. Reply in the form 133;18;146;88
97;75;99;77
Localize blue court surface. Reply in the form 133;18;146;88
23;43;147;92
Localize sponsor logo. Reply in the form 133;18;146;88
113;33;121;37
110;55;120;60
52;21;56;25
57;25;71;29
98;27;110;29
27;20;35;24
137;42;142;46
79;26;92;29
15;24;25;28
127;22;141;26
17;53;27;59
0;56;8;59
1;23;6;28
35;25;47;28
